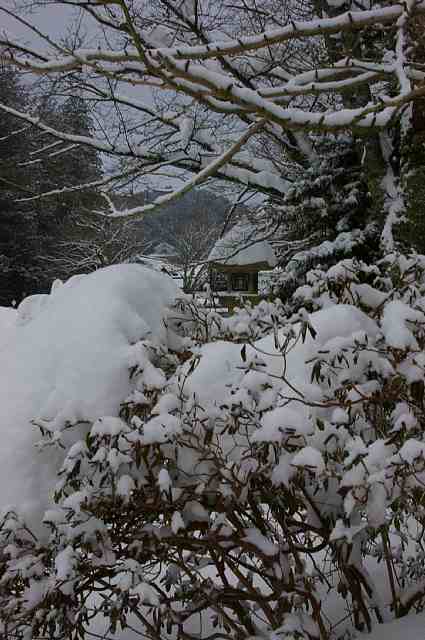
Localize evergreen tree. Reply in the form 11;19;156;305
35;94;104;284
260;0;425;295
0;66;42;304
0;71;104;300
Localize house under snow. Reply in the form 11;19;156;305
208;220;277;294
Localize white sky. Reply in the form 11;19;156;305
1;2;176;189
0;2;246;195
1;2;156;110
1;1;93;48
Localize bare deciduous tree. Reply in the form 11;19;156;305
40;214;153;280
0;0;423;252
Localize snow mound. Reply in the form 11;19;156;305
360;612;425;640
0;306;17;349
0;264;179;531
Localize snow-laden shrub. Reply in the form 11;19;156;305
4;254;425;639
173;294;292;343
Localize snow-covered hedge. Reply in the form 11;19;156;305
2;254;425;639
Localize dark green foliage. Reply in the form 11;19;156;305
0;69;103;303
267;136;381;298
0;66;43;303
277;138;369;245
399;98;425;252
35;94;104;283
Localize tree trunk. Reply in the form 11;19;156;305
397;96;425;250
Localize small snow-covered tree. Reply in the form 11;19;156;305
40;215;153;279
157;215;221;292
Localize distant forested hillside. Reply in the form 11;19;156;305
112;188;235;253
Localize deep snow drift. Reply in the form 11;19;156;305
359;612;425;640
0;265;179;531
0;306;17;348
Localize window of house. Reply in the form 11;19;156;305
231;274;249;291
211;271;227;291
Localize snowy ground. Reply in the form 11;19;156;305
359;612;425;640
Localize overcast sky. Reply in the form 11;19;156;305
3;2;73;42
0;2;211;193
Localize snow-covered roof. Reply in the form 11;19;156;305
208;220;277;268
136;254;178;272
150;242;177;257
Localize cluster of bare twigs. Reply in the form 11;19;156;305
0;0;424;219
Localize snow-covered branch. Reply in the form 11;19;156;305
1;0;424;204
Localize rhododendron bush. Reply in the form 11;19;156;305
2;253;425;639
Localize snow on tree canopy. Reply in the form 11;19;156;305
208;219;277;268
0;264;179;533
